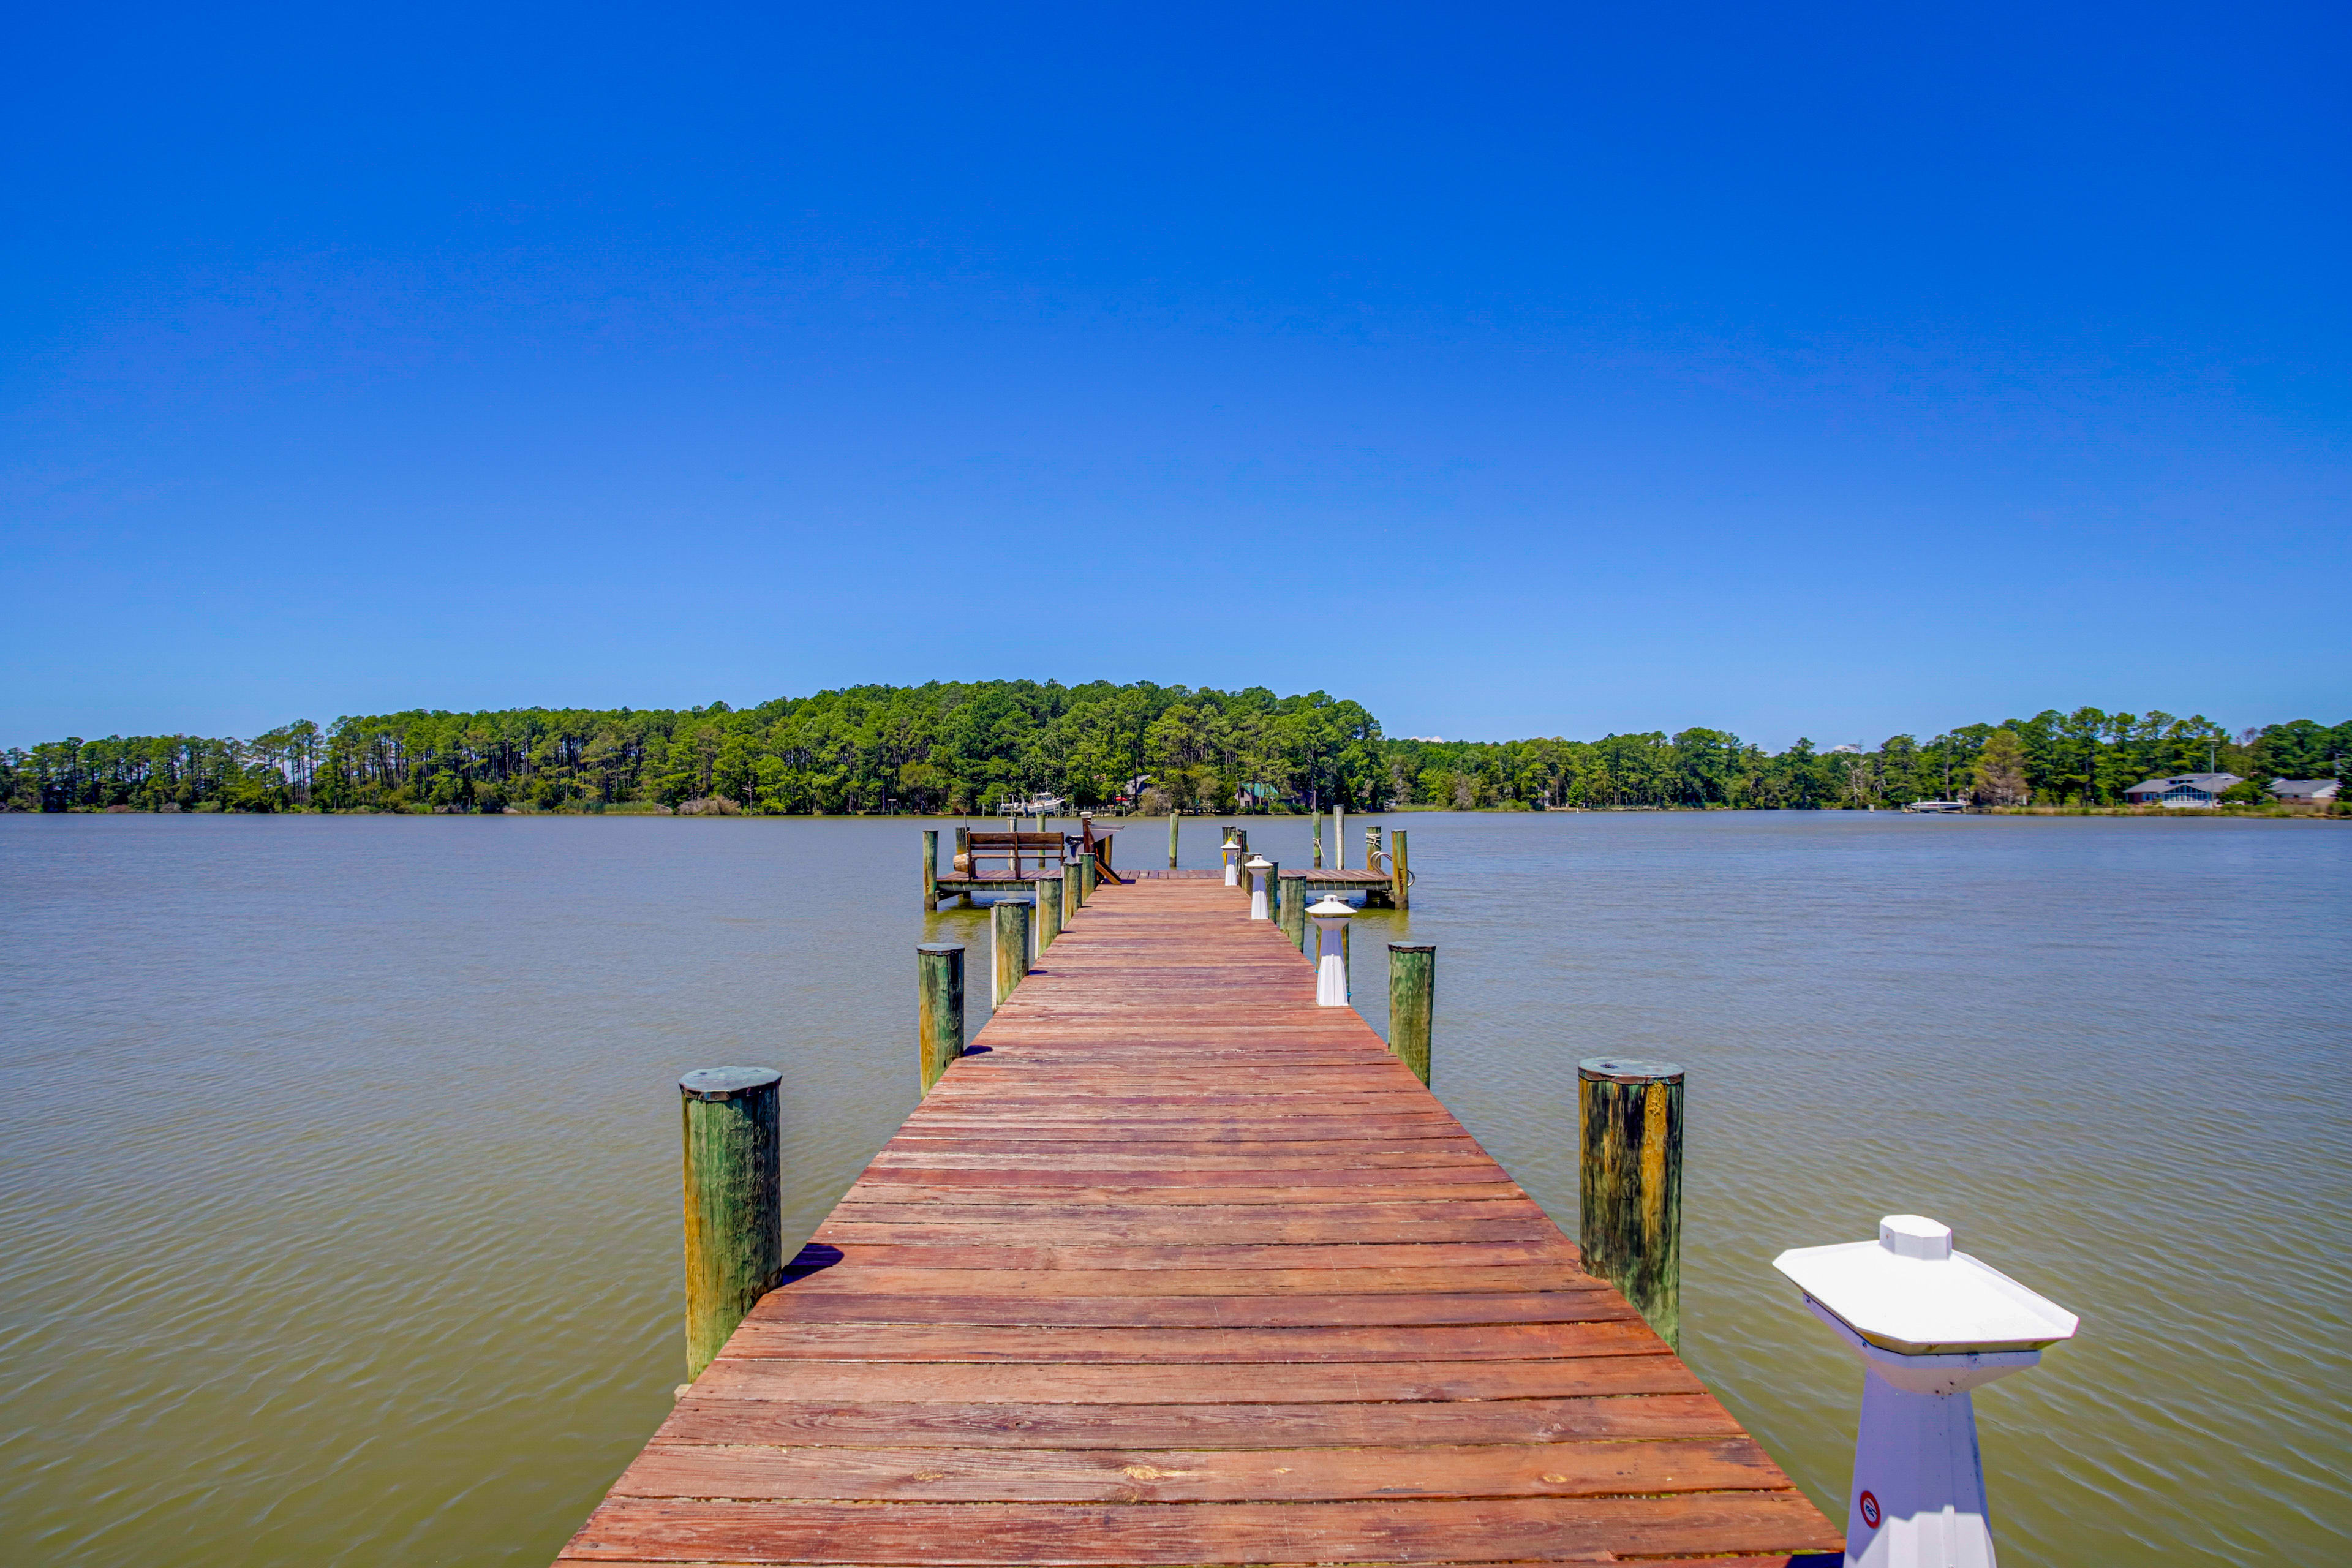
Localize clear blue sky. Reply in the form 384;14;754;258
3;3;2344;748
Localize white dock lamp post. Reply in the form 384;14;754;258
1774;1215;2079;1568
1308;895;1353;1006
1221;832;1243;888
1243;855;1273;920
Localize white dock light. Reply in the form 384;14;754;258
1774;1215;2079;1568
1221;832;1243;887
1308;895;1353;1006
1244;855;1273;920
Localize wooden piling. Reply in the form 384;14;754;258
1264;858;1281;925
1387;941;1434;1085
1078;848;1096;903
1333;804;1346;868
1036;873;1063;952
952;825;970;875
992;900;1030;1006
1391;827;1411;910
1280;870;1306;950
1061;858;1079;927
678;1066;782;1382
921;829;938;911
916;944;964;1093
1578;1057;1685;1350
1168;810;1179;869
1312;811;1323;868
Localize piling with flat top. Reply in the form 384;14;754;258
1280;870;1306;949
1035;873;1063;952
1388;942;1434;1085
1313;811;1323;867
1578;1056;1685;1350
1061;859;1079;926
921;829;939;911
1391;827;1411;910
916;944;965;1093
1333;804;1346;867
1077;848;1096;903
1265;858;1281;929
679;1066;783;1382
1167;810;1179;868
992;900;1031;1006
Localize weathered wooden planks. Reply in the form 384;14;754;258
557;876;1839;1567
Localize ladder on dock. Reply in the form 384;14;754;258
558;877;1840;1566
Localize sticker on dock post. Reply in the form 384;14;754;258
1858;1490;1882;1529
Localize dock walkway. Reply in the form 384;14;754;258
559;877;1840;1566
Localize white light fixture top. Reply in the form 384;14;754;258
1307;895;1354;918
1773;1215;2079;1357
1244;855;1272;869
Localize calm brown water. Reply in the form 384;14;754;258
1;812;2345;1564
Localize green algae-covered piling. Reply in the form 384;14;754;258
679;1066;783;1381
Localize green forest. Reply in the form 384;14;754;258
3;681;2345;815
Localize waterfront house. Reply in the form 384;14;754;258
2123;772;2241;808
2269;778;2341;804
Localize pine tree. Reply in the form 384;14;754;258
1971;728;2030;807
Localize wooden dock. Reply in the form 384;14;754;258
559;876;1841;1566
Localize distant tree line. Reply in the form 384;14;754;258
4;688;2343;815
0;682;1386;815
1390;709;2351;810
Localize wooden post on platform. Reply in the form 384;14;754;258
1169;810;1180;868
1061;860;1079;927
1390;828;1410;910
1280;871;1306;950
1333;805;1345;868
1387;942;1434;1085
1313;811;1323;868
1578;1057;1685;1350
992;901;1030;1006
922;829;939;911
916;944;964;1093
954;826;970;874
1036;873;1063;952
679;1066;782;1382
1234;829;1248;891
1078;849;1096;903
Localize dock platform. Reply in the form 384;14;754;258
559;877;1840;1566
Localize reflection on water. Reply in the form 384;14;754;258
1;812;2345;1564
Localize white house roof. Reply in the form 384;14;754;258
2271;778;2339;794
2124;773;2241;793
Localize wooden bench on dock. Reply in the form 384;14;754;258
935;825;1123;904
559;875;1841;1567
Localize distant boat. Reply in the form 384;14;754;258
998;793;1066;816
1903;799;1969;814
